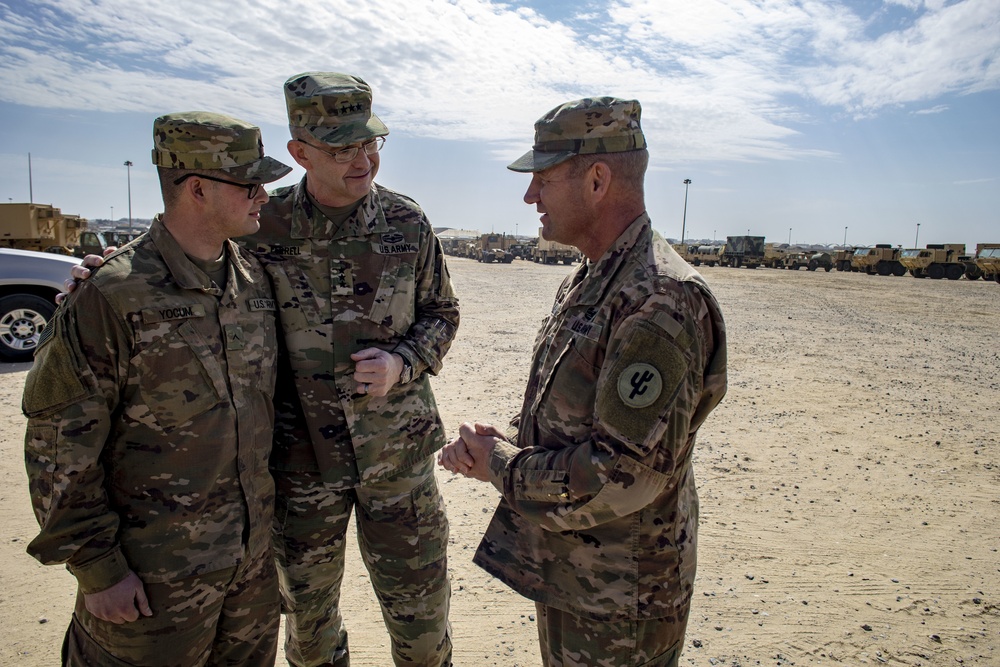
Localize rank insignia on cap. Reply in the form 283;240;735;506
617;362;662;408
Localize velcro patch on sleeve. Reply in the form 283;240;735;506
597;320;687;454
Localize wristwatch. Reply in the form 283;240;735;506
398;356;414;384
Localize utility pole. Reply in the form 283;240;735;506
914;223;920;248
28;153;34;203
680;179;692;245
124;160;134;234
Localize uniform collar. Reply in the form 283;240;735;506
149;215;256;296
288;177;390;240
560;212;651;309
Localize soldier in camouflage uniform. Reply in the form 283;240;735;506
439;98;728;667
23;112;291;666
249;72;458;667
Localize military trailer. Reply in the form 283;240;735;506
533;229;580;264
898;243;966;280
807;252;833;272
476;233;514;263
974;247;1000;283
854;244;906;276
1;202;106;257
689;245;723;267
720;235;765;268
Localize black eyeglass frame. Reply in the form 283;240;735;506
173;173;262;199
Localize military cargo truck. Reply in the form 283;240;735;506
533;229;580;264
720;235;765;268
1;203;106;257
476;233;514;263
899;243;966;280
762;243;787;269
974;247;1000;283
833;248;857;271
689;245;722;267
963;243;1000;280
854;244;906;276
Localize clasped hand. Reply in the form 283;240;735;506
437;422;504;482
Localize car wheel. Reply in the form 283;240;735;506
0;294;55;362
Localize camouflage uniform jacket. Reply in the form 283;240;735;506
23;217;278;594
473;214;728;621
250;178;459;487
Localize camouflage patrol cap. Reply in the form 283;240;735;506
508;97;646;173
151;111;292;183
284;72;389;146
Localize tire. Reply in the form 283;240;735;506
876;263;891;276
0;294;56;362
808;260;818;271
945;264;965;281
928;264;946;280
891;263;906;277
825;266;832;272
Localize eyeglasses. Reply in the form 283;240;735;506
300;136;385;163
173;173;262;199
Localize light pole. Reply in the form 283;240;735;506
788;227;792;245
124;160;133;234
680;179;692;245
914;223;920;248
111;205;114;222
844;226;848;247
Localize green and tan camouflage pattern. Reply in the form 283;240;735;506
249;178;459;488
23;216;279;594
535;601;685;667
285;72;390;147
474;213;728;622
151;111;292;183
273;457;451;667
508;97;646;172
64;547;279;667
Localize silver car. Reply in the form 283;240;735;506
0;247;79;362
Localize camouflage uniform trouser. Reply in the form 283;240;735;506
272;455;452;667
62;546;279;666
534;602;688;667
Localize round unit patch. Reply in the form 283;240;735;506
617;362;663;409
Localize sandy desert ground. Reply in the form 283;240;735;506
1;255;998;666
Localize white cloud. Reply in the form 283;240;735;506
0;0;997;167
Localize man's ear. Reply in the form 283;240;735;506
287;140;312;170
587;160;612;202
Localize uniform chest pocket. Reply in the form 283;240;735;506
136;321;225;430
366;255;416;335
532;336;601;443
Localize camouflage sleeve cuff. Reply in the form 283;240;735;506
392;343;422;381
69;546;131;594
488;439;520;496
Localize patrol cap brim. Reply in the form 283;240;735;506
301;113;389;147
218;156;293;184
507;149;576;173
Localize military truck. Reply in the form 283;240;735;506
782;252;810;270
853;244;906;276
720;235;765;268
477;233;515;263
898;243;966;280
762;243;787;269
962;243;1000;280
688;245;723;267
1;202;107;257
533;229;580;265
974;247;1000;283
833;248;857;271
807;252;833;272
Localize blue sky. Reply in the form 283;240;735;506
1;0;997;250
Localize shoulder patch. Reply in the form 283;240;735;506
617;362;662;408
597;320;688;454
